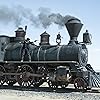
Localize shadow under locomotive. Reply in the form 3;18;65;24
0;85;100;93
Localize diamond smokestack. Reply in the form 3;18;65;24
65;18;83;42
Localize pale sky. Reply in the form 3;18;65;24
0;0;100;71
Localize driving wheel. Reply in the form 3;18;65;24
17;64;34;87
0;65;6;86
74;77;87;91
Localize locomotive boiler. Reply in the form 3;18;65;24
4;19;88;66
0;16;98;91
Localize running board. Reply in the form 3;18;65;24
1;61;78;64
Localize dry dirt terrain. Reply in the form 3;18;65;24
0;84;100;100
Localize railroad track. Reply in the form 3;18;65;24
0;85;99;93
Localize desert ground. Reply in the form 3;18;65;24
0;83;100;100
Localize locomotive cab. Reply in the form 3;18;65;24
0;36;10;61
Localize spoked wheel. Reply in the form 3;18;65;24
17;64;34;87
6;80;16;86
34;78;44;87
6;74;16;86
5;63;17;86
74;77;87;91
0;65;6;86
34;66;46;87
48;80;58;89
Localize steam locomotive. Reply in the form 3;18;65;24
0;16;94;90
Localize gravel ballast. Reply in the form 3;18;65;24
0;89;100;100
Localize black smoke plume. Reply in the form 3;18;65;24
0;5;79;28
